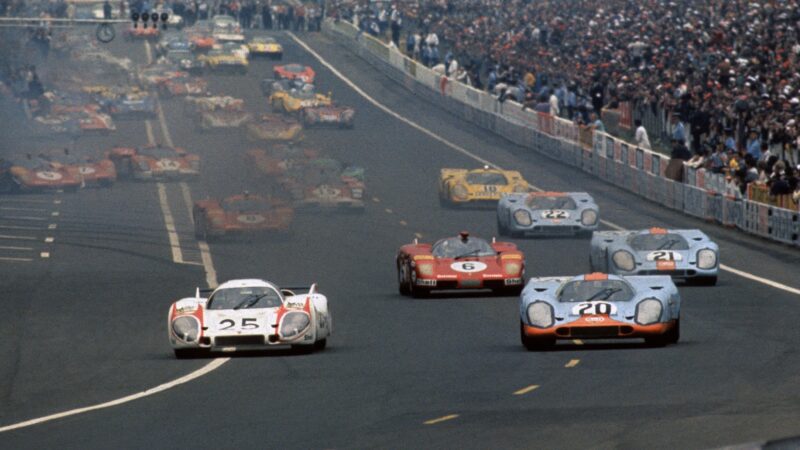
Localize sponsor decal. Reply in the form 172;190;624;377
585;316;605;323
78;166;96;175
237;214;266;224
36;171;63;181
156;159;181;170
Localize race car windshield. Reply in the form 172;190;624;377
526;196;577;210
284;64;305;73
223;199;272;212
13;158;51;170
166;50;193;60
465;172;508;185
629;234;689;251
431;237;496;258
252;37;276;44
139;146;178;159
42;153;80;165
558;280;634;303
207;286;282;310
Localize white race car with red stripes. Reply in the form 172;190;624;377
168;279;331;358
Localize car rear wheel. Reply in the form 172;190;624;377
520;321;555;351
313;338;327;351
497;216;508;237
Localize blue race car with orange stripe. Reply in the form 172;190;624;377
520;272;680;350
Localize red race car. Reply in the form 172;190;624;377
301;104;355;128
38;149;116;188
4;155;81;192
159;76;208;97
108;144;199;181
396;231;525;297
273;63;316;84
125;25;160;40
245;146;320;177
188;32;216;51
193;192;294;240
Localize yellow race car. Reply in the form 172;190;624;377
198;48;248;74
269;84;332;114
439;166;530;206
247;36;283;59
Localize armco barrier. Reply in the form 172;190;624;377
323;19;799;249
768;208;798;244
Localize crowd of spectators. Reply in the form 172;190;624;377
332;0;800;205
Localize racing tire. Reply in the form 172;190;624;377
496;286;523;297
313;338;327;351
193;215;208;241
645;320;679;347
520;322;555;351
497;216;508;237
691;276;717;286
397;263;410;296
409;283;429;299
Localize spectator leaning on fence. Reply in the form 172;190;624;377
635;119;651;150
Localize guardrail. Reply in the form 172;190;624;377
323;19;800;250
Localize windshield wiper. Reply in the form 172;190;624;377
657;239;678;250
454;249;483;259
583;288;622;302
232;294;268;310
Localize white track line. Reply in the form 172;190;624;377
157;182;185;264
0;358;228;433
289;32;800;297
180;182;217;286
0;41;230;434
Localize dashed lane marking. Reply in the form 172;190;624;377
0;256;32;262
414;232;423;239
385;208;393;214
0;207;47;212
51;211;59;217
423;414;459;425
572;339;584;345
0;234;37;241
372;197;380;203
48;224;57;230
39;252;50;259
0;225;45;231
0;216;48;221
565;359;580;368
180;182;218;287
44;237;54;243
0;246;33;251
513;385;540;396
288;32;800;297
145;119;156;146
399;220;407;226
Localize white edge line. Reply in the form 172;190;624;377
157;182;184;264
179;182;219;288
0;358;229;433
286;32;800;297
0;41;227;434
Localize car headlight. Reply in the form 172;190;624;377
526;301;554;328
635;298;663;325
171;316;200;342
697;249;717;269
612;250;635;271
513;209;532;226
451;184;469;199
504;262;521;275
279;311;311;339
581;209;598;226
513;184;528;193
417;263;434;276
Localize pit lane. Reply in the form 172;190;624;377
0;26;799;450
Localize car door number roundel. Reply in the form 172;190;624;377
313;185;341;199
572;301;617;315
36;171;63;181
541;210;569;219
237;214;265;224
156;159;180;170
646;251;683;261
78;166;96;175
450;261;488;273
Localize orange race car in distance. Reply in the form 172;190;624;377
3;155;81;192
273;63;316;84
108;144;199;181
193;192;294;240
38;149;116;188
245;145;321;177
396;231;526;298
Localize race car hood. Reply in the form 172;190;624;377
204;307;279;336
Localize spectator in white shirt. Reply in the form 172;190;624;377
635;119;651;150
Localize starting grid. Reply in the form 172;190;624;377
324;19;800;249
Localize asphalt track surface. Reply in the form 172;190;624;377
1;27;800;450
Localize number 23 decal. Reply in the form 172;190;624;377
572;301;617;315
219;318;259;330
